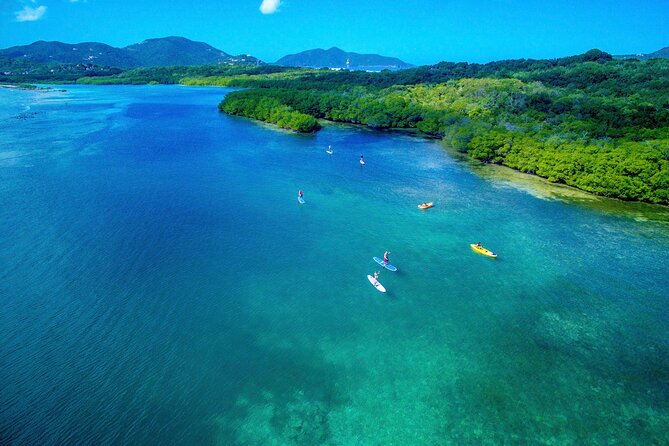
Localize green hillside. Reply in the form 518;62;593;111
0;37;262;68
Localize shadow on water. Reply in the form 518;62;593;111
436;275;669;445
204;324;347;445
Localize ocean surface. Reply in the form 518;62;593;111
1;85;668;445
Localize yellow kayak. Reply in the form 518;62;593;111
470;243;498;258
418;202;434;210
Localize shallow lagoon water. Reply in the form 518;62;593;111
1;85;668;445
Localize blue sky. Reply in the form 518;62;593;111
1;0;668;65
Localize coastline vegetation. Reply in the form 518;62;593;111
75;65;293;85
2;50;667;203
0;56;122;83
218;92;319;132
210;51;669;204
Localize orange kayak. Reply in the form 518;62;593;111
418;202;434;210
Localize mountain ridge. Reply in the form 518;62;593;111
0;36;262;67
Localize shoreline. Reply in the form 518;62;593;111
0;84;33;90
318;118;669;210
316;119;669;220
5;81;665;212
444;144;669;223
1;83;65;92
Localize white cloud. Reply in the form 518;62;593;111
15;5;47;22
259;0;281;14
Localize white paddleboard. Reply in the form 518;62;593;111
367;275;386;293
360;159;365;165
298;196;305;204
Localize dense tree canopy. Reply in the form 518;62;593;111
218;92;319;133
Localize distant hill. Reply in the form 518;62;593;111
615;46;669;60
123;37;235;66
275;47;412;69
0;37;262;67
0;40;134;66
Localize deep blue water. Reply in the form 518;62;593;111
1;85;668;445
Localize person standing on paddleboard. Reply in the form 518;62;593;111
374;271;380;282
383;250;390;265
299;190;303;198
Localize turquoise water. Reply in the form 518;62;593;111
1;85;668;445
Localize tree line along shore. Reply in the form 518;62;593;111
4;50;668;204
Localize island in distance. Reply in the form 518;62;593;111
615;45;669;60
275;47;413;70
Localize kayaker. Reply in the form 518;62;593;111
476;242;482;248
383;250;390;265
